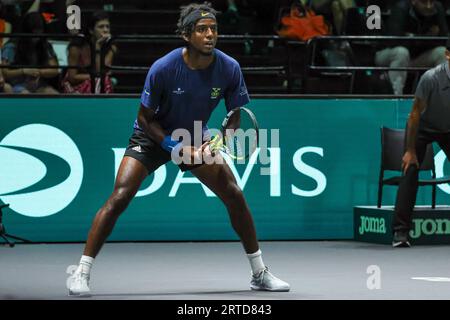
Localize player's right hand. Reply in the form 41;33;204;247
180;141;210;165
402;150;419;175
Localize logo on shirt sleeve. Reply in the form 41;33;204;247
144;87;150;95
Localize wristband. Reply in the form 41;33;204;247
161;135;181;153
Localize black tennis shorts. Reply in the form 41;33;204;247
124;129;205;174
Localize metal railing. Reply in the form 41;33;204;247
0;33;290;94
2;33;445;95
98;34;289;93
305;36;448;93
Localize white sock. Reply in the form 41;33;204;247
247;249;265;275
77;255;94;275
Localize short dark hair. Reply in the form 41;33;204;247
176;2;218;37
69;11;110;49
88;11;110;31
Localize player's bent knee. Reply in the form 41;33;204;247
109;187;135;213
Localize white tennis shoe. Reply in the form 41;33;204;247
250;267;290;292
68;269;91;297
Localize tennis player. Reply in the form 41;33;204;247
68;2;290;296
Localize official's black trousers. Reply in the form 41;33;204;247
394;129;450;232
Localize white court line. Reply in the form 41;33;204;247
411;277;450;282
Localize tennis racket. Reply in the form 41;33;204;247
209;107;259;161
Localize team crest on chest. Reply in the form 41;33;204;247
210;88;221;99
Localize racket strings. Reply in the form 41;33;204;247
209;108;259;161
225;111;258;159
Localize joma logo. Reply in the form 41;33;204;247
410;219;450;239
359;216;386;235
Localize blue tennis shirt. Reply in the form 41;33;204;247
134;47;250;141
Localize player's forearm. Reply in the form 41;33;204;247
405;111;420;153
138;109;182;154
406;98;426;153
144;121;167;144
137;112;166;144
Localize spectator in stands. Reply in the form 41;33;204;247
1;0;77;28
224;0;240;25
61;11;117;94
0;2;12;47
0;2;13;93
0;0;60;30
442;0;450;14
25;0;75;33
0;66;13;93
219;0;286;34
1;12;59;94
309;0;356;35
375;0;449;95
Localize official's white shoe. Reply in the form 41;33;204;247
68;270;91;297
250;267;290;292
